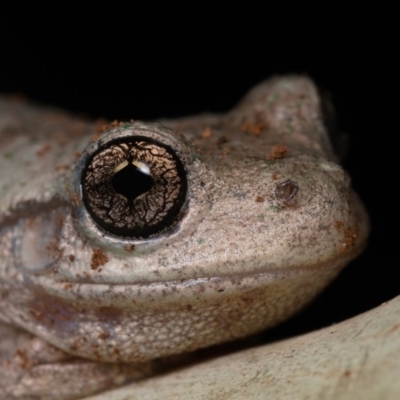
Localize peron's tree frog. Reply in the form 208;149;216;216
0;75;369;399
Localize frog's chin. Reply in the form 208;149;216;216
4;229;367;363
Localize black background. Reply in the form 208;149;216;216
0;19;397;340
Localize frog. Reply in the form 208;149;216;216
0;75;369;399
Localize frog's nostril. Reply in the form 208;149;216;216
81;136;187;239
275;179;299;204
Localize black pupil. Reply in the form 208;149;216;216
111;162;154;201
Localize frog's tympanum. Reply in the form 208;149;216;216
0;76;369;399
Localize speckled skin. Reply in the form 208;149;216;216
0;76;369;399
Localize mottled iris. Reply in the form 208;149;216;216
82;137;187;238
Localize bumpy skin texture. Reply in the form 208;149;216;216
0;76;369;399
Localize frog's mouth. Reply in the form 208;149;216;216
29;243;366;306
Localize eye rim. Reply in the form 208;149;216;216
82;135;188;239
71;121;195;248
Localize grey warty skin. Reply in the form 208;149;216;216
0;76;369;399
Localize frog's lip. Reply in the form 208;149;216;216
36;244;365;303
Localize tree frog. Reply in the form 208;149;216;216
0;75;369;399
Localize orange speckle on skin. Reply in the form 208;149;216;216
241;122;266;135
36;143;52;157
72;192;79;207
15;349;34;369
94;118;109;133
46;239;62;259
91;249;109;270
56;215;64;227
387;323;400;335
55;164;69;171
272;173;280;180
91;132;101;142
268;144;287;160
202;127;212;138
334;220;357;253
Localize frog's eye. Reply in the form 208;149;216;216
81;136;187;238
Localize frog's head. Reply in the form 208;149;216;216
72;121;207;255
0;76;369;362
